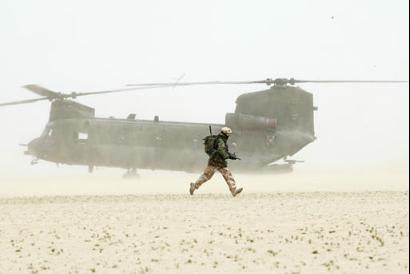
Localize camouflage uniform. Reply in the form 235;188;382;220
192;133;240;195
208;134;230;168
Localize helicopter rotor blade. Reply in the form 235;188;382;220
127;80;268;87
72;81;271;98
23;84;60;97
71;85;184;98
20;78;410;102
0;97;50;107
2;78;407;108
127;78;409;87
293;79;409;84
1;85;191;107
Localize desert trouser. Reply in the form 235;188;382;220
194;165;237;193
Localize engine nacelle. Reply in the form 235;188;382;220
225;113;276;131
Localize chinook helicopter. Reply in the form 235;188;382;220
0;78;407;177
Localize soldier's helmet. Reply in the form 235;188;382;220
221;127;233;136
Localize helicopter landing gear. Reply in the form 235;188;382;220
123;168;140;179
31;158;39;165
284;156;304;165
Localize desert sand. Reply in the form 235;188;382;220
0;192;408;274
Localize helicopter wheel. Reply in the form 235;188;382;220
123;168;140;179
31;158;39;165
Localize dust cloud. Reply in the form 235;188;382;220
0;164;408;197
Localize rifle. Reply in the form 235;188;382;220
229;152;241;161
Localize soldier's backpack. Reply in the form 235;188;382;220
203;135;219;156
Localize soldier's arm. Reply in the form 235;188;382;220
225;143;240;160
216;138;230;159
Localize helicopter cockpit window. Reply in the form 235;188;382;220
41;127;54;137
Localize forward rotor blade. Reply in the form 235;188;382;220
5;85;201;105
23;84;60;97
71;85;186;98
0;97;50;107
72;82;263;98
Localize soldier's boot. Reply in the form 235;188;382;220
231;187;243;197
189;182;196;195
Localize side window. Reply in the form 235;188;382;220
73;131;89;144
79;132;89;141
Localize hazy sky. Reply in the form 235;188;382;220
0;0;408;193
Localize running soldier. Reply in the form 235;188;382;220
190;127;243;197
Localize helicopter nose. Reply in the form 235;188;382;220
26;138;42;156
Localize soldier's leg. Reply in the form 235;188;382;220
194;165;217;189
217;167;238;193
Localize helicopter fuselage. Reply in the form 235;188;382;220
25;85;317;174
2;78;406;176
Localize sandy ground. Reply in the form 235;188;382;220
0;192;408;274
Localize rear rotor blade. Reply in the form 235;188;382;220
294;79;409;84
23;84;60;97
0;97;50;107
127;78;409;87
127;80;268;87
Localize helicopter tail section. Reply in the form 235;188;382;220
234;85;315;136
228;85;317;164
